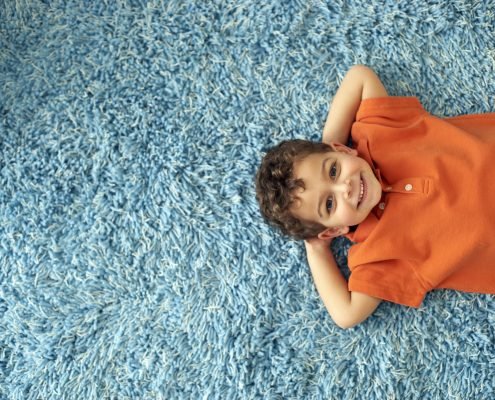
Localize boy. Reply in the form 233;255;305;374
256;65;495;329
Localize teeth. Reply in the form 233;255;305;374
358;180;364;205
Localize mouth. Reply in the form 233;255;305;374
357;174;367;208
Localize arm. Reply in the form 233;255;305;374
305;239;381;329
322;65;388;145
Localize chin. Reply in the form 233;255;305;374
356;210;373;225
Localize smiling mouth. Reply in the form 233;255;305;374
357;174;367;208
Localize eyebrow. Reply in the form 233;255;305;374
317;157;332;219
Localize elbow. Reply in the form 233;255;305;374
334;319;359;330
331;315;354;330
331;312;366;330
350;64;373;74
326;308;361;330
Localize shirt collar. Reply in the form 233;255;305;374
345;211;380;243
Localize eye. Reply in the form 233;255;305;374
329;162;338;180
326;196;334;212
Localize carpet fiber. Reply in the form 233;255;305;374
1;1;495;399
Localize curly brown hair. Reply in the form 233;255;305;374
255;139;333;240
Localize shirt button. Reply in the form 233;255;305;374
405;184;413;191
379;202;386;210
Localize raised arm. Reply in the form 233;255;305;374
305;238;381;329
322;65;388;145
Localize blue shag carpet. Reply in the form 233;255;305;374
1;1;495;399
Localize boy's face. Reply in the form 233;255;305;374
290;143;382;239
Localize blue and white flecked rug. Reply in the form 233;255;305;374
1;1;495;399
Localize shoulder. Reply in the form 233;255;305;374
356;96;426;121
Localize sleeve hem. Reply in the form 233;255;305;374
349;278;425;308
356;96;425;120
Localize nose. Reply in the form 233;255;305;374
332;179;352;199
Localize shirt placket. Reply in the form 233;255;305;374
375;176;433;217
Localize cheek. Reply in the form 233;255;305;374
337;205;361;225
337;200;373;226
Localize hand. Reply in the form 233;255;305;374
304;236;333;252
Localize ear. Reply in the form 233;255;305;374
329;142;358;156
317;226;350;240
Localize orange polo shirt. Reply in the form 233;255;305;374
346;97;495;307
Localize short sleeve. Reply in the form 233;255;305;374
356;96;426;122
352;97;428;143
348;260;428;308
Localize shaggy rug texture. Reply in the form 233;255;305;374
1;0;495;399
